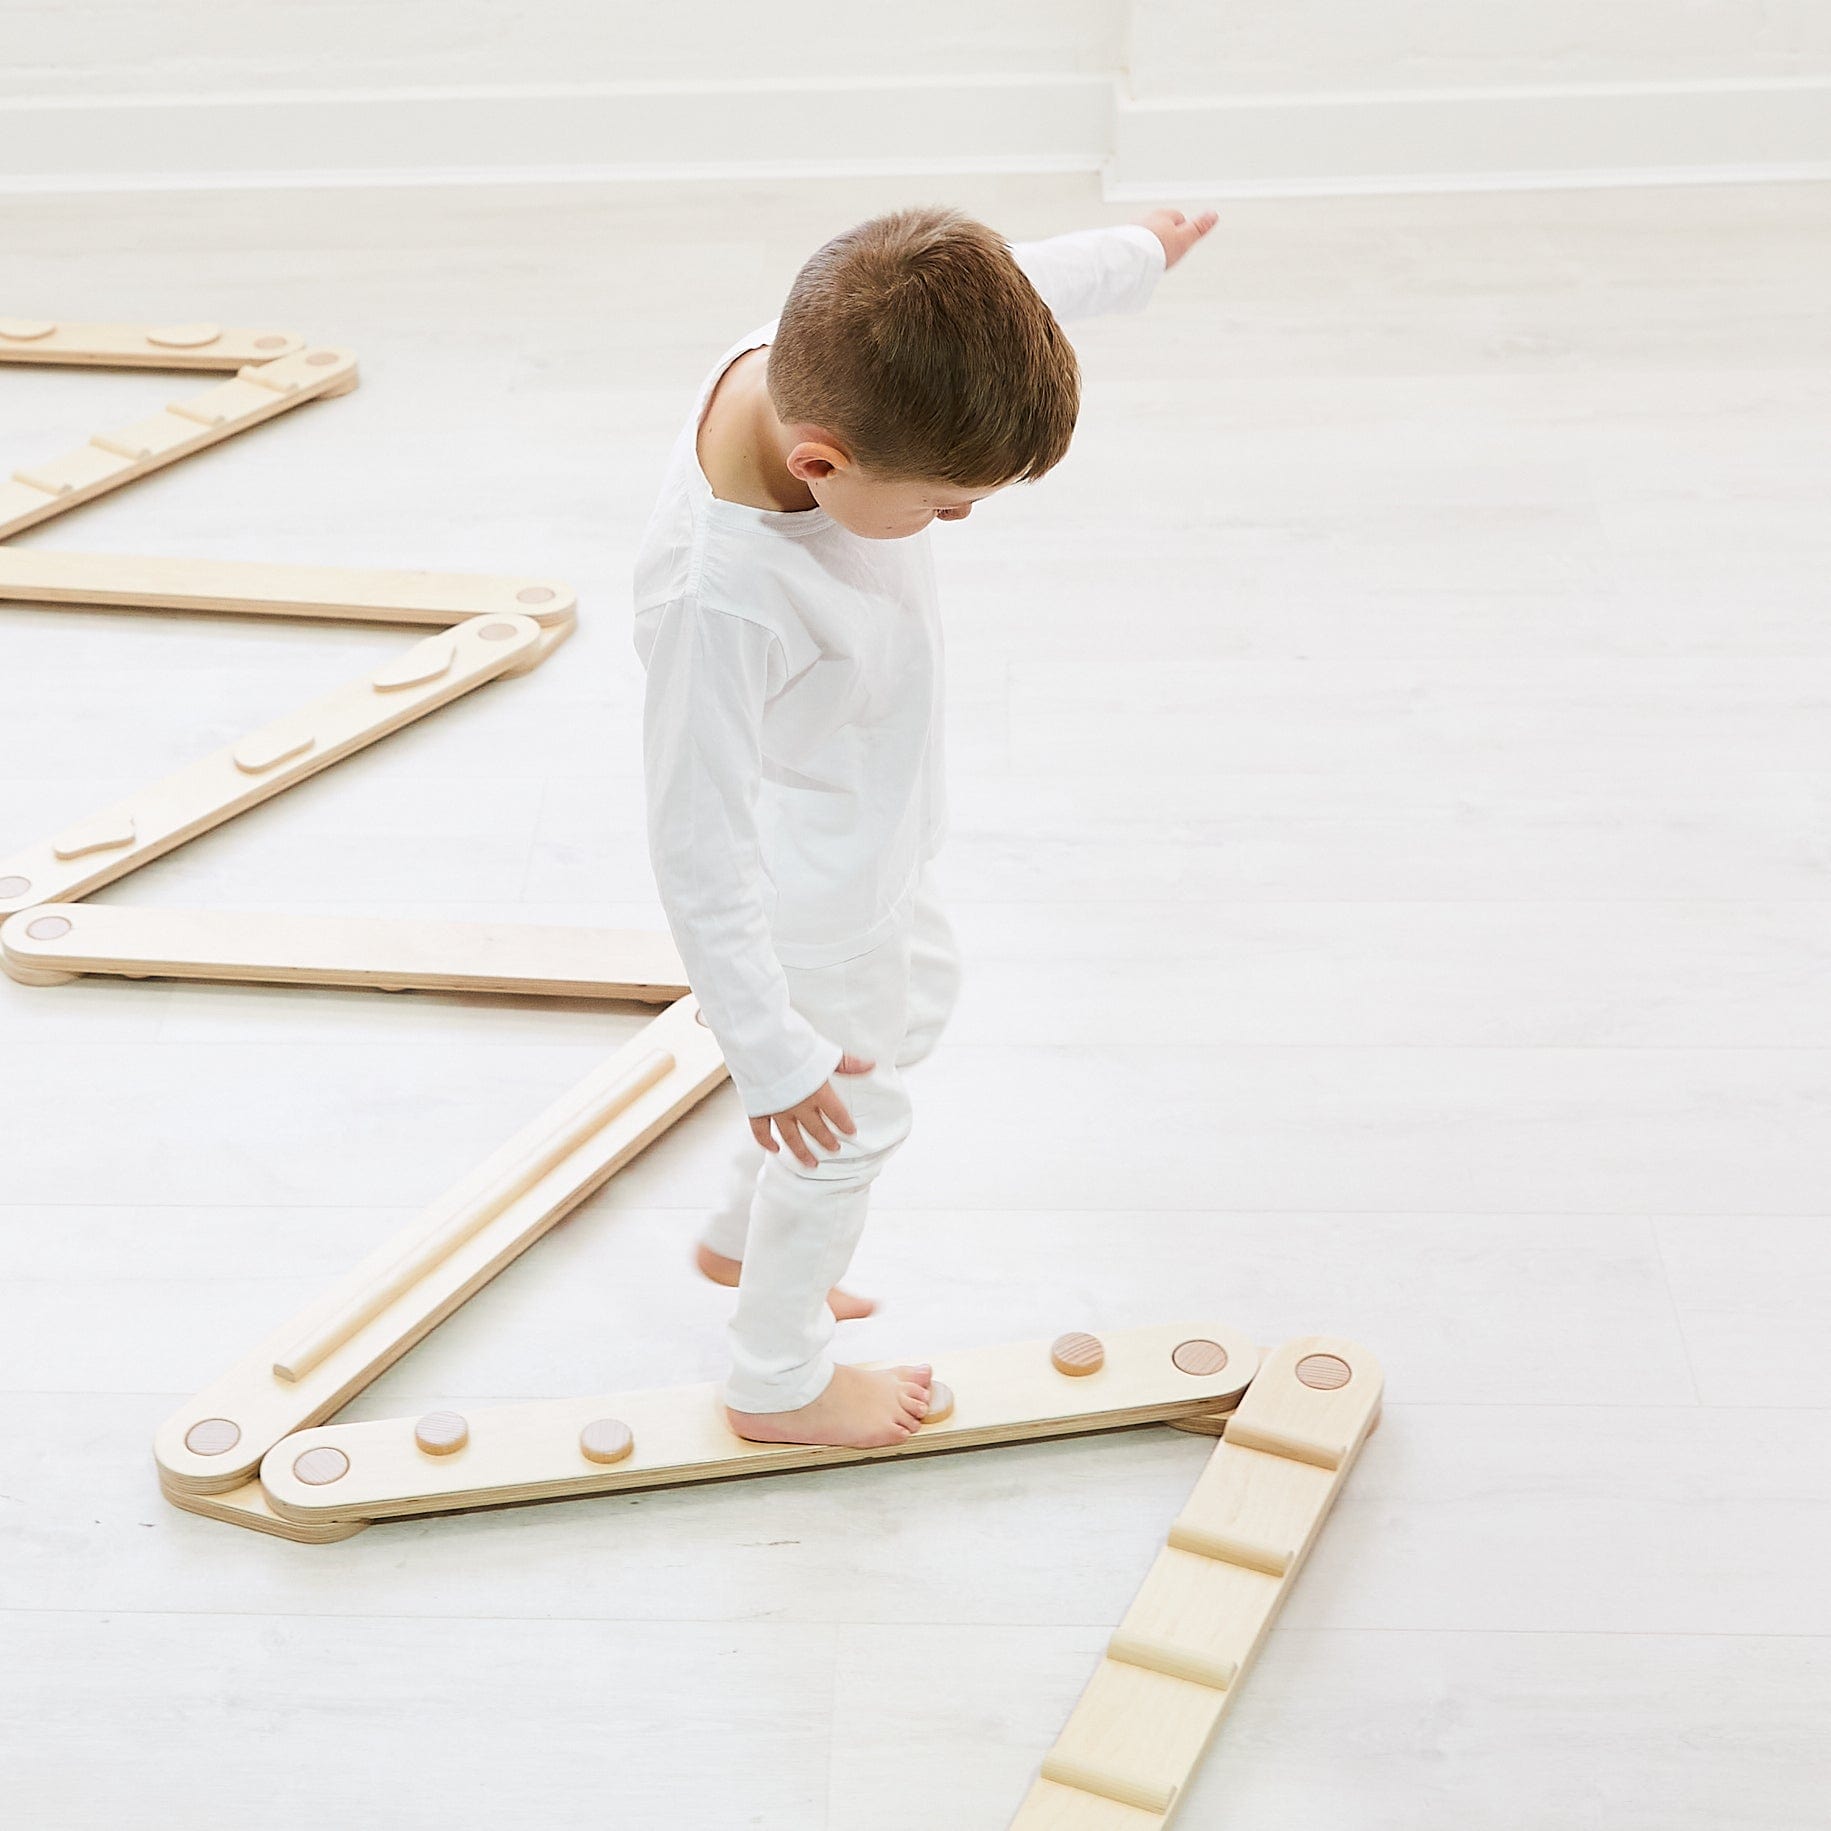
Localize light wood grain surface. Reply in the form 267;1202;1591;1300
2;172;1827;1828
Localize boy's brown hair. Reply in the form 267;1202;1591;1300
767;205;1081;490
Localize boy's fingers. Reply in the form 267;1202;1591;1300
835;1053;875;1075
750;1117;779;1153
819;1087;857;1135
804;1116;839;1153
778;1116;818;1169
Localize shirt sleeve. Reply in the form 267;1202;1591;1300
1007;223;1168;322
640;597;843;1117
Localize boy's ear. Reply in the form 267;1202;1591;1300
785;432;851;485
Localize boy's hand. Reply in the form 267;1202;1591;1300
1140;207;1218;271
752;1052;875;1168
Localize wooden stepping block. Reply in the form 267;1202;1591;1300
257;1323;1262;1526
1010;1335;1382;1826
0;549;576;628
0;344;358;540
154;995;728;1496
0;319;304;368
2;905;689;1001
0;614;544;921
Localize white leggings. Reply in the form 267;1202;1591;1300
704;875;960;1413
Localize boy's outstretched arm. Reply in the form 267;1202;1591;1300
640;599;864;1164
1007;206;1217;321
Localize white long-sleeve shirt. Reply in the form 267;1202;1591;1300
633;223;1167;1114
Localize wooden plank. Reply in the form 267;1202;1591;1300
154;996;728;1496
0;613;544;922
0;318;304;368
1;906;688;1001
0;344;358;538
1011;1336;1382;1827
256;1325;1261;1525
0;549;576;628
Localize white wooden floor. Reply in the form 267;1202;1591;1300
2;174;1827;1829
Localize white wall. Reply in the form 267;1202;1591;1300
0;0;1825;194
1126;0;1831;95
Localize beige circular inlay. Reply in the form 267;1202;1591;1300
252;335;290;351
0;876;33;900
1050;1332;1104;1377
292;1445;351;1485
1296;1353;1353;1391
25;915;72;941
414;1410;469;1456
304;349;340;366
1172;1338;1229;1377
476;620;519;642
145;324;222;349
579;1418;634;1465
515;586;557;605
184;1417;241;1456
922;1380;955;1426
0;319;56;342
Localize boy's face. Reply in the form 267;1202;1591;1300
786;432;1005;540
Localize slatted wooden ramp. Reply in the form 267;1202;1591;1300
1011;1335;1381;1826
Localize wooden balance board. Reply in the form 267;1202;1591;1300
258;1321;1264;1525
2;904;690;1001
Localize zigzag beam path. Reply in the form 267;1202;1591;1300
154;995;728;1501
1010;1336;1383;1826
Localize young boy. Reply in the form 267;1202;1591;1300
634;203;1215;1449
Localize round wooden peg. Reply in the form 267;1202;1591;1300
184;1417;241;1456
476;620;519;642
0;876;31;900
145;323;222;349
0;318;55;341
579;1418;634;1465
1171;1338;1229;1377
1296;1353;1353;1391
24;915;72;941
414;1411;470;1456
922;1380;954;1426
515;586;557;605
292;1446;351;1486
1050;1332;1104;1376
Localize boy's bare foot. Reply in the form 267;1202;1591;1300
727;1363;932;1449
694;1242;877;1321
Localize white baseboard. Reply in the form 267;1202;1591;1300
0;76;1113;194
1107;77;1831;199
1;72;1826;198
